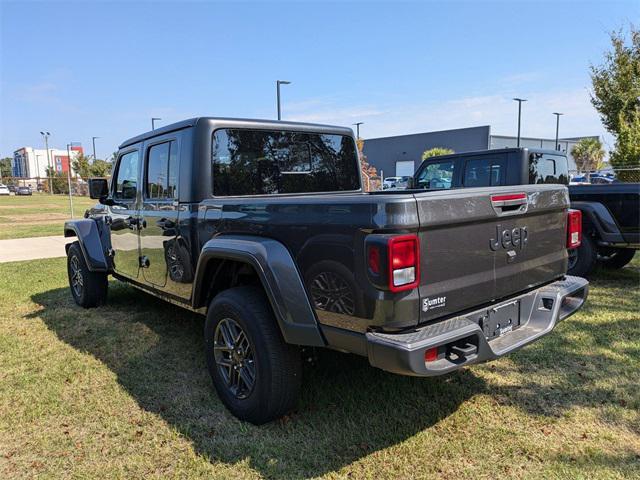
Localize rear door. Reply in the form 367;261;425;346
140;137;181;287
414;184;568;322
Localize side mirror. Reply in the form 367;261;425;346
89;178;109;200
406;177;415;189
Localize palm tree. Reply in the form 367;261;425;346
421;147;454;161
571;138;605;173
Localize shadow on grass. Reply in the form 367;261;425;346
31;264;639;477
32;284;485;478
486;265;640;423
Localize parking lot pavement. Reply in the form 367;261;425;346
0;236;70;263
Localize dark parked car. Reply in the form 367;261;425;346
415;148;638;276
64;118;587;423
7;185;17;193
414;147;570;190
16;186;32;196
567;183;639;276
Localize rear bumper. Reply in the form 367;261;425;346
365;276;588;376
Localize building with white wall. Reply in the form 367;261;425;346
12;145;83;179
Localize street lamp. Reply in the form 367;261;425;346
553;113;564;151
40;131;52;194
92;136;100;161
152;117;162;130
66;143;76;218
513;98;527;147
353;122;364;139
276;80;291;120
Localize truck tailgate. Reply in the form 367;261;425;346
414;185;569;323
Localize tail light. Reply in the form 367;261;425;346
366;233;420;292
388;234;420;292
567;209;582;248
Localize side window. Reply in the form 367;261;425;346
463;157;504;187
416;161;454;189
146;141;179;199
113;151;140;200
529;154;568;184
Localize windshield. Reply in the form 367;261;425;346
415;160;454;189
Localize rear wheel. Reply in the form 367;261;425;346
598;248;636;270
67;241;108;308
567;234;597;277
204;286;301;424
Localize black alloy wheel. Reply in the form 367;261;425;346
213;317;256;399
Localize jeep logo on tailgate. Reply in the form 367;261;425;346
490;225;528;251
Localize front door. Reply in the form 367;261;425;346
109;148;142;278
140;139;180;287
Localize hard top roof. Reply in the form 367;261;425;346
119;117;355;149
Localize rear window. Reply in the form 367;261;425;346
212;129;360;196
463;157;504;187
529;153;569;185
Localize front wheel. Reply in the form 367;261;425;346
204;286;301;424
67;241;108;308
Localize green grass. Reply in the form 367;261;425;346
0;259;638;479
0;194;96;240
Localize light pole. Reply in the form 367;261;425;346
40;131;52;194
513;98;527;147
152;117;162;130
353;122;364;139
276;80;291;120
553;113;563;151
92;136;100;161
66;143;75;218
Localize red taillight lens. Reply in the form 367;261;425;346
567;209;582;248
388;234;420;292
424;347;438;362
368;246;380;274
391;239;416;269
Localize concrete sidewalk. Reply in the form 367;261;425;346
0;235;70;263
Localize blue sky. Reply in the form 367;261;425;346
1;0;637;160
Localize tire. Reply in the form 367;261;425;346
67;241;108;308
204;286;301;424
598;248;636;270
305;260;365;317
567;234;597;277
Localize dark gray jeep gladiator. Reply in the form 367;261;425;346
64;118;588;424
